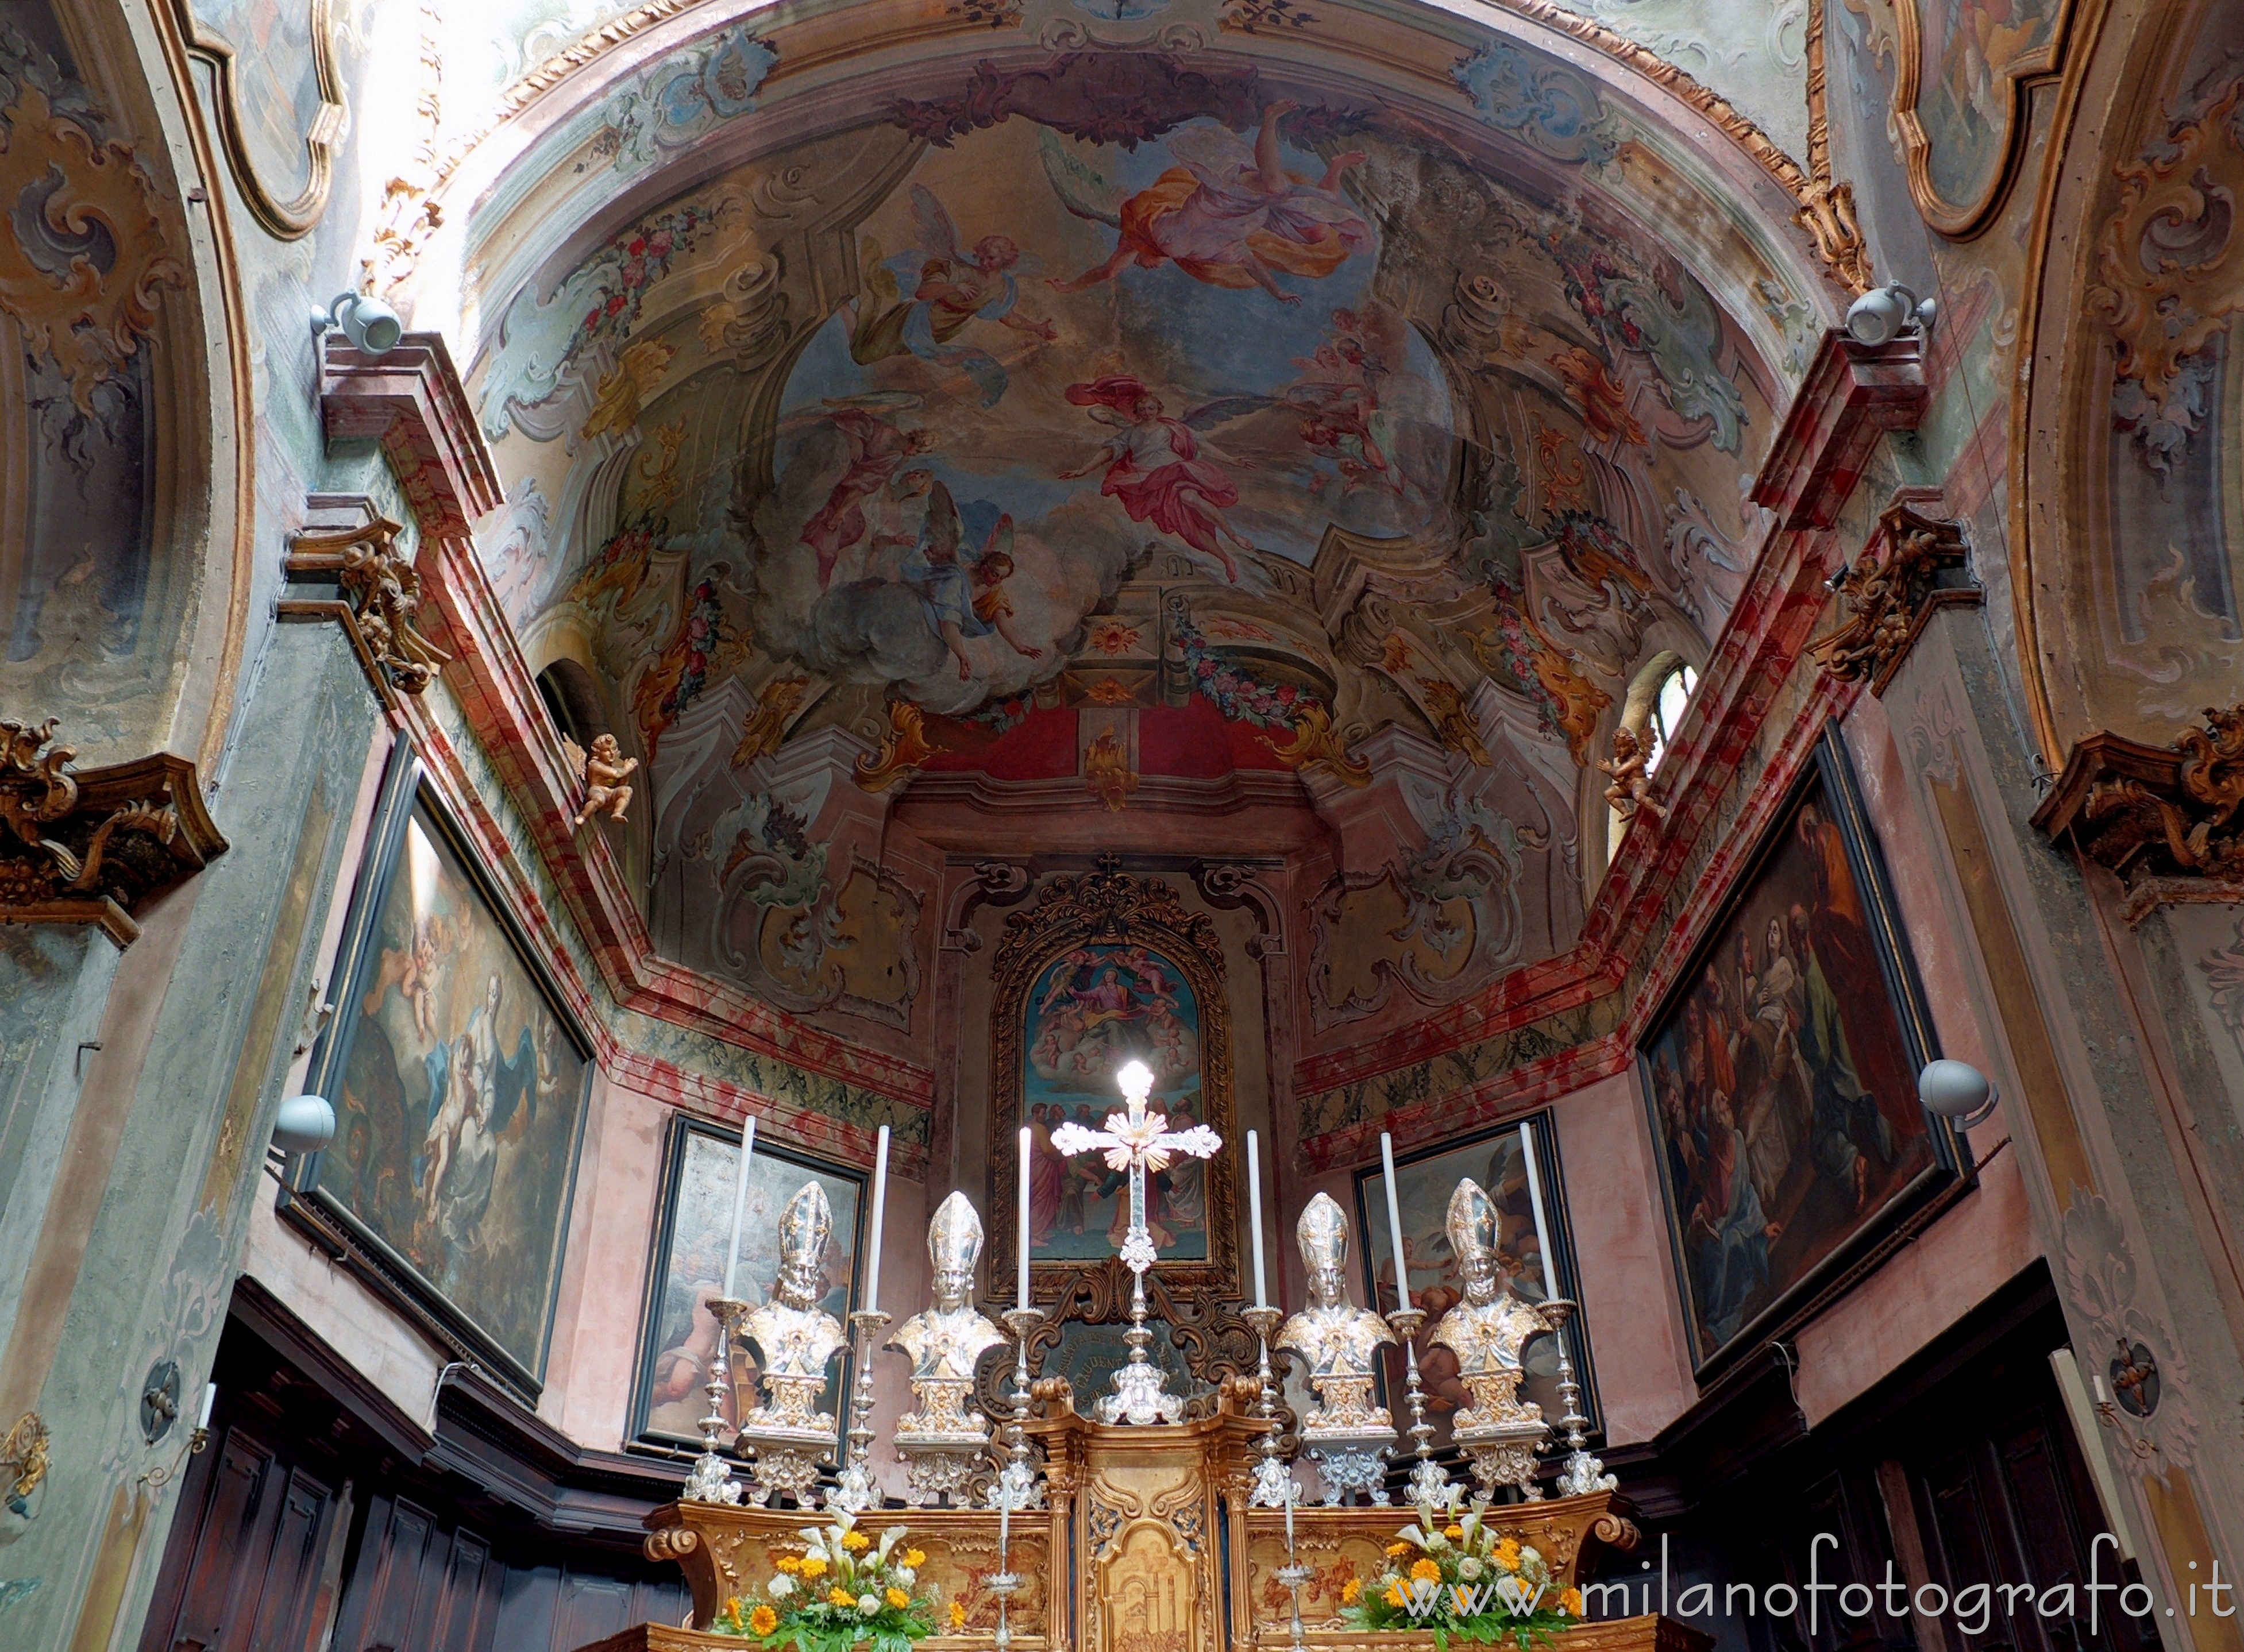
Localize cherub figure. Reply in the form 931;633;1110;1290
569;732;639;827
904;481;1043;681
849;185;1058;406
1599;723;1663;822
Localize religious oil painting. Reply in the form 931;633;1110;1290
1876;0;2071;231
631;1118;864;1450
295;765;592;1388
1021;941;1208;1263
1352;1118;1598;1452
1639;728;1958;1374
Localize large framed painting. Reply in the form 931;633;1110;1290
284;755;593;1395
988;867;1239;1299
631;1116;866;1451
1352;1117;1601;1456
1640;725;1963;1377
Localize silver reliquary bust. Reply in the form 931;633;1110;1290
1275;1192;1397;1505
887;1191;1008;1506
737;1180;848;1506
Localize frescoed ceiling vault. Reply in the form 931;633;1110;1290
419;0;1842;1058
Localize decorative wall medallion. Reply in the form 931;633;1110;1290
1876;0;2075;237
178;0;349;238
0;718;227;947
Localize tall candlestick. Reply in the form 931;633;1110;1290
863;1125;890;1314
1246;1129;1268;1310
1017;1125;1033;1309
722;1116;757;1301
1518;1119;1556;1300
1379;1133;1411;1314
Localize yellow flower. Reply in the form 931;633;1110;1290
1385;1542;1410;1557
776;1556;803;1575
842;1531;871;1552
949;1601;968;1630
1561;1588;1583;1617
801;1557;829;1578
904;1549;926;1569
886;1588;912;1609
828;1587;855;1608
1383;1585;1406;1609
1444;1524;1464;1541
1410;1559;1441;1583
1453;1588;1476;1614
1493;1539;1521;1572
1340;1578;1363;1605
750;1605;780;1636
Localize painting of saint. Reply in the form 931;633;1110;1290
303;783;592;1381
1639;744;1950;1370
1353;1123;1590;1452
1020;943;1208;1262
633;1123;862;1447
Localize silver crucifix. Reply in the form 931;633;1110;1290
1050;1058;1222;1424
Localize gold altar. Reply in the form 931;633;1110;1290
580;1384;1699;1652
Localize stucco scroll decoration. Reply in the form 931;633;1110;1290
2032;703;2244;908
2088;80;2244;434
0;718;228;948
1810;501;1979;694
0;71;187;414
175;0;347;238
280;518;454;708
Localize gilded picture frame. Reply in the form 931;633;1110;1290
986;866;1240;1302
177;0;348;239
1638;724;1965;1380
282;752;594;1398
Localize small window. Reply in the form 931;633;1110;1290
1645;663;1697;774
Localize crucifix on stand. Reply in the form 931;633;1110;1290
1051;1058;1223;1424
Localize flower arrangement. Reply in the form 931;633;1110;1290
710;1510;943;1652
1339;1508;1583;1650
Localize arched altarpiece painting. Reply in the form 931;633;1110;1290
983;865;1262;1419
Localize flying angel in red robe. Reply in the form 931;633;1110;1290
1058;376;1259;582
1040;103;1368;305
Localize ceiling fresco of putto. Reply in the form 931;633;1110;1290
445;0;1838;1037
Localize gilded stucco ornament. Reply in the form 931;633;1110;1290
1431;1178;1559;1501
1810;503;1977;695
281;519;454;706
2035;703;2244;912
737;1182;849;1506
1275;1193;1396;1504
0;718;226;947
888;1192;1008;1506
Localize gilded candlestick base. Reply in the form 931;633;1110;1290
986;1307;1046;1514
1539;1299;1615;1496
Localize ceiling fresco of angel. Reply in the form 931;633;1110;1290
461;25;1817;1018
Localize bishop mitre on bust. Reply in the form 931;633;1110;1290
741;1181;848;1438
888;1191;1007;1439
1432;1178;1553;1430
1276;1192;1397;1437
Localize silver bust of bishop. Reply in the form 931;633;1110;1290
887;1191;1007;1507
737;1181;848;1506
1434;1177;1557;1500
1276;1192;1397;1505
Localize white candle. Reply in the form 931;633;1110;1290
1518;1120;1557;1300
1246;1129;1268;1310
864;1125;890;1315
1379;1133;1411;1314
1017;1125;1034;1309
196;1382;215;1431
722;1116;756;1302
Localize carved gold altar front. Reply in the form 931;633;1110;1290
584;1385;1694;1652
